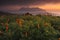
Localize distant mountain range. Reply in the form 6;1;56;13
18;7;48;15
19;8;45;12
0;7;50;15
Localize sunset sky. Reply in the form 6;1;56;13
0;0;60;12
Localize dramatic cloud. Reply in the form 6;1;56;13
0;0;60;6
0;0;60;11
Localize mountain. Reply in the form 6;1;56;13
19;7;45;12
0;8;51;15
18;7;49;15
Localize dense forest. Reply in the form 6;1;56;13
0;13;60;40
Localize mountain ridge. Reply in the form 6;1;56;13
18;7;48;15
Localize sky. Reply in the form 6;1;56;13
0;0;60;11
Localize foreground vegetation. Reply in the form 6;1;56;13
0;14;60;40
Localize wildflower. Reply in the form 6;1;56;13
37;24;40;29
16;18;24;27
16;18;20;24
0;31;3;35
1;23;4;26
25;32;28;37
5;23;9;32
44;22;48;26
58;38;60;40
7;18;10;23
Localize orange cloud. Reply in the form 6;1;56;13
38;3;60;11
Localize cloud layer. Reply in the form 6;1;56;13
0;0;60;11
0;0;60;6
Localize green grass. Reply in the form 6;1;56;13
0;15;60;40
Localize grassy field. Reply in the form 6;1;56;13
0;14;60;40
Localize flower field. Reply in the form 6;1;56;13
0;15;60;40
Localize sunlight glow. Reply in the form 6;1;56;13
38;3;60;11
